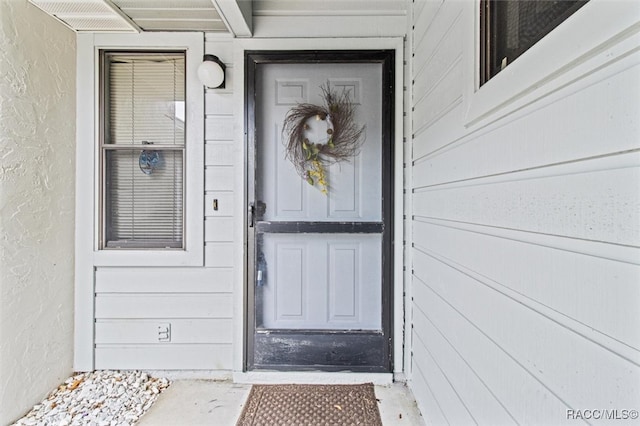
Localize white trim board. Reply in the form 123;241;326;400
230;37;406;374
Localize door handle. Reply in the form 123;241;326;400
248;202;255;228
249;201;267;228
249;200;267;228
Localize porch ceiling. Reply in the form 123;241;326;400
111;0;228;32
28;0;230;33
28;0;406;36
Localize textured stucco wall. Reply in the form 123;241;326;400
0;0;76;423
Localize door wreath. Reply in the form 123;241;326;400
282;83;365;194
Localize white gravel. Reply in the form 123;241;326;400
11;370;170;426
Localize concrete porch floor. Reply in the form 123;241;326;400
137;380;425;425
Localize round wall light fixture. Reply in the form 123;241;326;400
197;54;226;89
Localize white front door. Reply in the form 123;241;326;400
247;51;394;371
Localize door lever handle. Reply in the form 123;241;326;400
248;202;255;228
248;201;266;228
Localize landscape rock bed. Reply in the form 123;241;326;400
11;370;170;426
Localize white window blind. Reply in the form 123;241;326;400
102;52;186;249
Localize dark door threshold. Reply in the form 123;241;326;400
250;331;390;373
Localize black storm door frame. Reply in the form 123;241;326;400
245;50;395;372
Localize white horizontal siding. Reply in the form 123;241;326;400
204;38;237;274
252;16;406;36
413;60;462;135
205;217;235;242
206;142;235;166
204;242;235;267
251;1;406;38
94;266;234;370
96;267;233;293
412;306;516;425
413;248;639;408
205;166;235;191
95;319;233;344
413;63;640;176
409;355;448;425
93;267;234;370
205;92;234;116
95;294;233;318
414;158;640;246
411;0;441;53
413;220;640;356
93;38;239;371
412;275;574;424
412;2;462;92
205;192;235;217
411;329;477;425
409;0;640;424
205;117;235;141
95;344;233;370
253;0;406;16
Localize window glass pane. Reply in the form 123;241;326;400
105;149;184;248
101;51;186;249
106;53;185;146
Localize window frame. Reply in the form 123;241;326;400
77;32;204;267
480;0;589;85
99;49;187;250
463;0;636;129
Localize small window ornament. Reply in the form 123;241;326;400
139;142;161;175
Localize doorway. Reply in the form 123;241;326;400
246;51;394;372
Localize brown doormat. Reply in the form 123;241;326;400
236;383;382;426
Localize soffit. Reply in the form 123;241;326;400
112;0;227;32
28;0;228;33
28;0;407;34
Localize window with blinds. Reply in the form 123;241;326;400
100;51;186;249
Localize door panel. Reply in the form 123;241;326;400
247;51;394;372
257;64;382;223
256;62;381;335
260;233;382;330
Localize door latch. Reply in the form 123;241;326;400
248;201;266;228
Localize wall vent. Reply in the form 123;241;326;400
28;0;140;32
